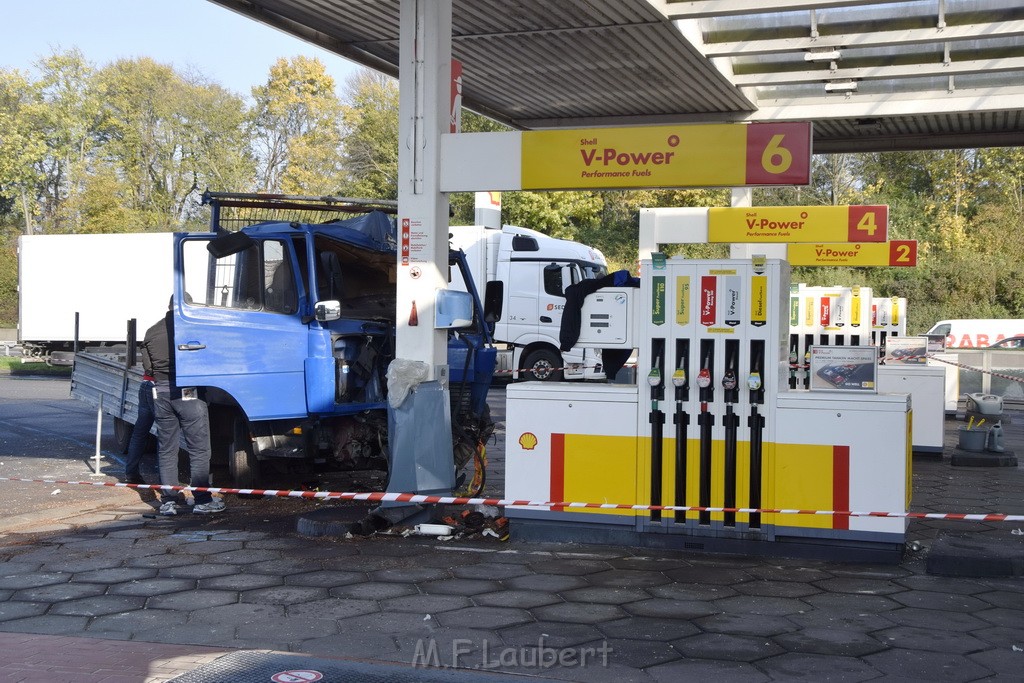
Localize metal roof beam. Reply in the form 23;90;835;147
703;19;1024;57
733;56;1024;86
752;85;1024;117
649;0;899;20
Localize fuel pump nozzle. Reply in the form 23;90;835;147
696;366;712;389
722;366;737;391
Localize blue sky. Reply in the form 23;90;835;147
0;0;362;96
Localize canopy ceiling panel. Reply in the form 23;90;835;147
210;0;1024;151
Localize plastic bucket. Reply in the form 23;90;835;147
957;427;988;452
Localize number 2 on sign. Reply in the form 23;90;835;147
760;134;793;174
888;240;917;267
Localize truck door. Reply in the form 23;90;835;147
506;260;573;338
173;234;310;421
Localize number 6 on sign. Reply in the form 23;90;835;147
761;135;793;174
745;122;812;185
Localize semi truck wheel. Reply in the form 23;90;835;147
229;417;260;488
521;348;563;382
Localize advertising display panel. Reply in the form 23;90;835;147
810;346;878;392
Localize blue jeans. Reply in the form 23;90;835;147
154;385;213;505
124;381;155;481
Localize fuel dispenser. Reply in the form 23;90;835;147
636;257;787;540
789;286;939;452
871;295;908;351
506;256;912;562
789;284;874;389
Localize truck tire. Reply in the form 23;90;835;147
113;418;133;454
229;417;260;488
520;348;563;382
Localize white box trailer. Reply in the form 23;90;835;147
18;233;176;360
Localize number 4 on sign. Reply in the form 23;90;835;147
847;205;889;243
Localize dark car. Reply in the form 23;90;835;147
987;335;1024;349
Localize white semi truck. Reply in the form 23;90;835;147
449;223;609;381
17;233;176;363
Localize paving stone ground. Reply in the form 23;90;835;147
0;403;1021;681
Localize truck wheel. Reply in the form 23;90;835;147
229;417;260;489
113;418;132;454
521;348;563;382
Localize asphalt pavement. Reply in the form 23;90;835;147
0;376;1022;682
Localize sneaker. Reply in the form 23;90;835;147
192;499;226;514
158;501;178;516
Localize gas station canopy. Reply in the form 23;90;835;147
211;0;1023;151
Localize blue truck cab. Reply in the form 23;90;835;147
172;195;496;488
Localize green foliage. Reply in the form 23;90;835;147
0;242;16;325
339;70;399;199
251;56;344;194
0;68;47;234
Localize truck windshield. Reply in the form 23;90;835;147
580;262;608;279
313;236;397;322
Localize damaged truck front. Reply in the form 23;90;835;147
74;195;496;492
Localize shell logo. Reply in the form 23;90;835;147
518;432;538;450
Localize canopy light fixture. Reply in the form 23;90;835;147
805;49;842;62
824;80;857;93
854;118;882;129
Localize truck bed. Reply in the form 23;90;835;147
70;351;147;427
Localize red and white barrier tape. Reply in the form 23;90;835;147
1;476;1021;522
924;354;1024;384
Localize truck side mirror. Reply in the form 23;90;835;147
207;230;256;258
314;300;341;322
483;281;503;324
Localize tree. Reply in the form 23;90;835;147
94;58;253;231
251;57;343;194
0;68;46;234
177;77;256;209
32;49;100;234
339;69;399;199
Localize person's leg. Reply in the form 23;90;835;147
153;390;184;506
124;383;155;482
177;397;214;506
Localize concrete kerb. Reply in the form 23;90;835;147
0;486;143;535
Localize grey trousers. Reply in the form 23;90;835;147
154;388;213;505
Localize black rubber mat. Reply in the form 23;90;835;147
169;650;560;682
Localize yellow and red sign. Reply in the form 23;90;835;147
788;241;918;267
708;205;887;243
521;122;811;190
